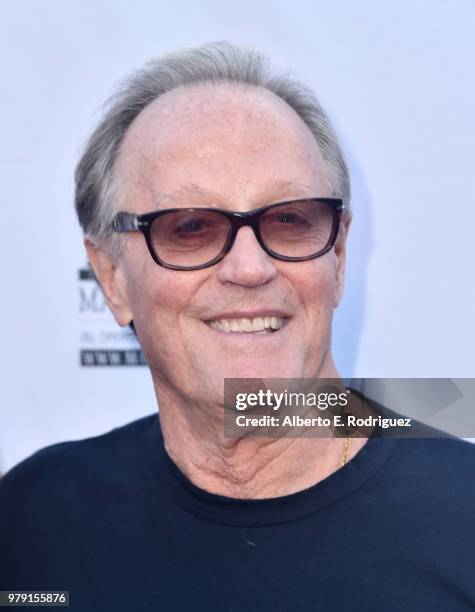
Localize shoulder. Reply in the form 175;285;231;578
0;414;161;582
0;414;159;504
394;435;475;477
379;436;475;519
368;396;475;483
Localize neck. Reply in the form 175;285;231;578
153;358;367;499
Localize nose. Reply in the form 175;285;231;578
216;226;278;287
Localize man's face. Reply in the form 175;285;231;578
97;84;349;404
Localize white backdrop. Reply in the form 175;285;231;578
1;0;474;474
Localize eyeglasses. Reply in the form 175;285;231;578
112;197;345;271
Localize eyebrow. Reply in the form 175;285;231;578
154;179;319;208
155;183;220;208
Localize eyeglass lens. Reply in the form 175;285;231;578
149;200;334;267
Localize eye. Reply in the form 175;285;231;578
177;219;205;233
277;213;298;223
173;218;211;236
275;212;310;226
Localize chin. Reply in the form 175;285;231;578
220;358;304;381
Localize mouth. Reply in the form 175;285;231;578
205;315;287;334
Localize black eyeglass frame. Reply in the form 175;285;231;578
112;197;346;271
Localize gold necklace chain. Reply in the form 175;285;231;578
341;435;351;466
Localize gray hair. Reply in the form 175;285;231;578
75;41;350;256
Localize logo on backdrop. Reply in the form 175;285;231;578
78;265;146;366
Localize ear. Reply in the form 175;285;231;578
85;238;133;327
333;213;352;308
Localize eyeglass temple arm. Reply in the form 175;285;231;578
113;212;148;233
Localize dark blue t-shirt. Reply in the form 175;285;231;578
0;413;474;611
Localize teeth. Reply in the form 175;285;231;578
208;316;284;333
239;318;252;332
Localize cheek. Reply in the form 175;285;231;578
125;264;195;356
125;242;189;319
291;256;338;319
292;260;338;373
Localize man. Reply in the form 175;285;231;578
0;42;473;611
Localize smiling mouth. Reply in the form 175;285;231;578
206;316;286;334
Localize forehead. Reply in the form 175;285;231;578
114;83;330;212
